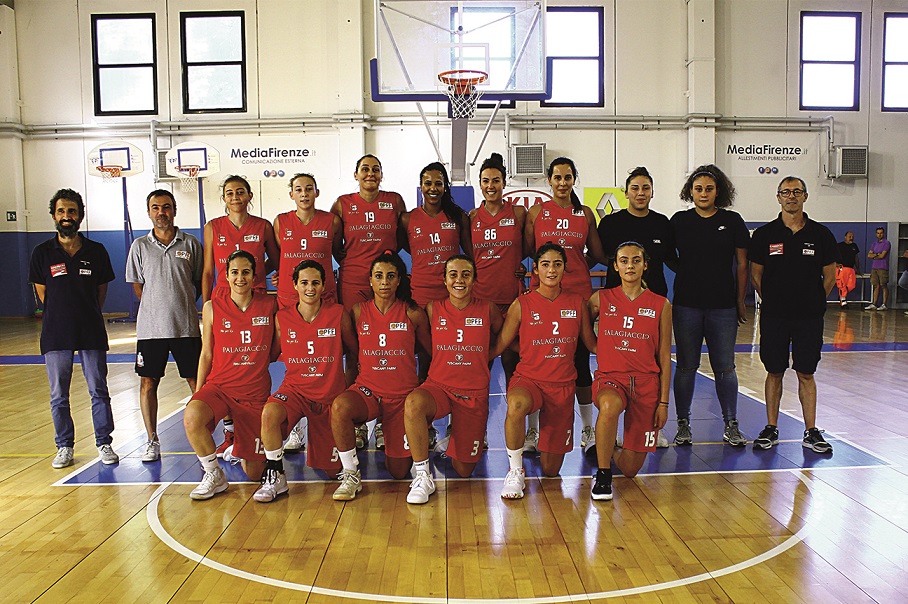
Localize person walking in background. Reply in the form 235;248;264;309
835;231;859;308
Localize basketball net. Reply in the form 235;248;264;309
97;165;122;183
178;165;200;193
439;70;488;119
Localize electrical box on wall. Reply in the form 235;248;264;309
831;146;868;178
510;144;546;178
156;150;177;181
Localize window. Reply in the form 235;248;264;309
91;14;157;115
451;7;516;109
181;11;246;113
799;12;861;111
542;7;604;107
883;13;908;111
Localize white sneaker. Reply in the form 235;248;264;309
98;444;119;465
221;444;241;465
500;467;526;499
374;423;385;450
141;440;161;462
581;426;596;454
864;304;877;311
523;428;539;453
333;469;362;501
284;422;306;453
433;434;451;455
656;430;670;448
52;446;74;468
406;472;436;504
878;304;888;311
190;466;228;500
354;424;368;449
253;468;289;502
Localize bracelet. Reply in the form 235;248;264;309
658;402;669;406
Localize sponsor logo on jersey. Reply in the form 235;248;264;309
318;328;336;337
500;218;515;226
438;316;447;326
79;269;92;276
273;392;288;401
653;238;662;244
561;309;577;319
288;330;297;339
241;354;250;362
378;201;394;209
285;229;293;238
219;235;226;243
51;263;67;277
769;243;784;255
638;308;656;318
252;316;270;326
441;222;456;230
414;227;421;235
313;230;328;238
244;234;261;242
572;209;585;216
361;323;369;332
175;250;190;260
465;317;483;326
559;238;566;245
379;358;388;366
389;322;408;331
309;365;318;373
351;204;358;212
223;319;232;329
358;385;372;397
552;345;561;354
532;311;541;321
718;225;727;231
609;304;617;313
543;210;550;217
455;353;464;362
802;248;815;256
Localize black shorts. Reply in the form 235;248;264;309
135;337;202;379
759;315;824;375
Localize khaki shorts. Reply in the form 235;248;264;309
871;269;889;287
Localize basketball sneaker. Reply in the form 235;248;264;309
284;422;306;453
753;424;779;450
803;428;833;453
523;428;539;453
52;446;74;469
190;466;228;500
98;444;119;465
141;440;161;462
253;468;289;502
333;469;362;501
864;304;877;311
591;469;613;501
406;472;436;504
215;429;235;458
723;420;748;447
878;304;888;311
581;426;596;455
674;418;693;445
433;434;451;455
354;424;368;449
374;423;385;450
656;430;670;448
500;467;526;499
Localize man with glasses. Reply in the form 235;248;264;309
748;177;837;454
865;227;891;311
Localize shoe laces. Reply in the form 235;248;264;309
410;473;430;490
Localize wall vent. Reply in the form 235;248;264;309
510;144;546;177
833;146;868;178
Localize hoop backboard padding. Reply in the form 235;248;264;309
87;141;144;178
164;142;221;179
372;0;549;103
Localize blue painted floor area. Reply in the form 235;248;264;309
59;359;887;487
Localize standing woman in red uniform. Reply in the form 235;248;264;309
491;243;597;499
469;153;526;388
524;157;607;455
588;242;672;501
402;255;504;504
330;251;431;501
183;250;278;500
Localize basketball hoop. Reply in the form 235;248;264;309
97;165;122;182
438;69;488;119
177;165;200;192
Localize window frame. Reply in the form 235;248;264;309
180;10;248;114
449;6;517;110
798;10;861;112
90;13;158;116
541;6;604;108
882;12;908;112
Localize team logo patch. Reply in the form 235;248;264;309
273;393;288;401
175;250;190;260
351;204;358;212
389;322;408;331
438;317;447;326
378;202;393;209
222;319;232;329
532;312;541;321
252;316;270;326
51;263;67;277
313;230;328;238
244;234;260;242
638;308;656;318
802;248;815;256
465;317;483;326
441;222;456;230
500;218;515;226
609;304;617;313
543;210;550;217
560;309;577;319
288;330;297;339
78;268;91;276
414;227;421;235
361;323;369;332
318;328;336;337
285;229;293;238
769;243;784;255
219;235;226;243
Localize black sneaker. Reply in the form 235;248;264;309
591;469;613;501
803;428;832;453
754;425;779;450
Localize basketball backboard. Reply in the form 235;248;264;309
372;0;549;102
87;141;144;178
164;142;221;179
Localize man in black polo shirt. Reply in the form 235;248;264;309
28;189;118;468
748;176;836;454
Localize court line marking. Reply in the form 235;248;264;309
146;471;817;603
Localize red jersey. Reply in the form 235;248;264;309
408;208;461;306
513;290;584;384
275;210;337;305
356;299;418;398
427;297;491;388
595;288;666;375
530;202;592;298
206;292;276;401
277;302;346;401
471;202;525;305
210;215;271;292
337;191;400;291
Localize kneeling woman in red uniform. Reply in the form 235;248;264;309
588;241;672;501
330;251;431;500
491;243;597;499
184;250;278;500
403;254;504;504
253;260;358;502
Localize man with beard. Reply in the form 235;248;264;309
29;189;118;468
126;190;203;462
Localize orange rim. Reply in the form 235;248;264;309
438;69;488;95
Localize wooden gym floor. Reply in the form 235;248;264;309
1;306;907;603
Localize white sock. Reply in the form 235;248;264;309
223;419;235;432
339;448;359;472
506;447;523;471
199;453;218;471
265;447;283;462
579;403;594;430
528;410;540;431
413;459;430;475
